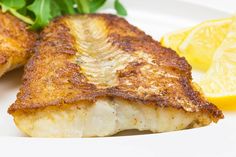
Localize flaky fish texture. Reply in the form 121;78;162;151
8;14;223;137
0;12;37;77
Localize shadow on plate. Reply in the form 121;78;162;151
0;68;24;90
115;130;153;136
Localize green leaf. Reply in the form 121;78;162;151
0;0;33;24
25;0;35;5
89;0;106;13
20;0;37;19
114;0;127;16
50;0;61;18
0;0;25;11
0;0;127;30
56;0;76;14
74;0;90;14
27;0;51;30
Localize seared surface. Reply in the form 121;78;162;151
0;12;37;77
9;14;223;121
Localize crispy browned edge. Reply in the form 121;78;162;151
8;14;223;121
0;11;37;71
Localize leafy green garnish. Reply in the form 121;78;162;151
50;0;61;18
1;0;25;11
114;0;127;16
76;0;90;14
0;0;33;24
0;0;127;30
89;0;106;13
56;0;76;15
27;0;52;30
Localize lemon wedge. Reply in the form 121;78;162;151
179;18;232;71
199;17;236;111
160;28;191;55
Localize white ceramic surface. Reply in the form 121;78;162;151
0;0;235;157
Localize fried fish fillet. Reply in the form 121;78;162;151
0;12;37;77
8;14;223;137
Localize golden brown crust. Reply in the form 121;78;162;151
8;14;223;120
0;11;37;76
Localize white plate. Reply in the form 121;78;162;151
0;0;236;156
